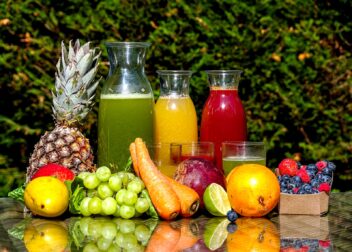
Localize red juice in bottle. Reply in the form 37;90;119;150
200;70;247;171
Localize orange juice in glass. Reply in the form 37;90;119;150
154;70;198;177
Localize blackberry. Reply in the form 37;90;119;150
227;210;238;222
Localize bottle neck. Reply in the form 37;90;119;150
106;42;150;74
157;70;193;97
206;70;242;89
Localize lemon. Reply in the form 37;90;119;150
24;176;69;217
203;183;231;217
24;219;68;252
203;218;229;250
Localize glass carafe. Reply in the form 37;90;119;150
153;70;198;177
98;42;154;170
200;70;247;171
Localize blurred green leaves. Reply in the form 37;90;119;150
0;0;351;195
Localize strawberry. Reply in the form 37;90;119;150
297;169;310;183
31;163;75;182
278;158;298;176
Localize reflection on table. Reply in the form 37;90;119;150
1;192;352;251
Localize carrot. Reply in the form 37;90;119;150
173;219;199;251
134;138;181;220
146;222;180;252
129;142;139;176
164;175;200;217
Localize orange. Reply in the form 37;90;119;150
226;164;280;217
227;217;280;251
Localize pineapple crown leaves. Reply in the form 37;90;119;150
53;40;102;126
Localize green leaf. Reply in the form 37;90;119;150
65;177;85;215
8;185;25;203
140;189;159;219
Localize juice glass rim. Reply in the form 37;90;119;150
222;141;264;147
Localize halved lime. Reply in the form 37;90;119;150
203;217;229;250
203;183;231;217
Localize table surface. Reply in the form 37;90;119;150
1;192;352;251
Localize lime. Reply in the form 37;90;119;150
203;183;231;216
203;218;229;250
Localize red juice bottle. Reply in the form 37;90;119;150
200;70;247;171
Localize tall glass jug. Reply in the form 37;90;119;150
98;42;154;170
200;70;247;171
154;70;198;177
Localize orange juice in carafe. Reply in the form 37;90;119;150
154;70;198;177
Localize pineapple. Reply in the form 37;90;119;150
27;40;101;182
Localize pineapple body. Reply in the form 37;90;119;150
27;126;95;181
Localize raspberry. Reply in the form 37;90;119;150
319;240;331;248
278;158;298;176
292;187;299;194
318;182;331;193
316;160;327;171
297;169;310;183
300;165;307;170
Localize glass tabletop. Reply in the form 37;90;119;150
0;192;351;251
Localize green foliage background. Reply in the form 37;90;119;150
0;0;351;195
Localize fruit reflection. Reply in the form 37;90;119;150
23;219;69;252
69;217;156;251
227;217;280;252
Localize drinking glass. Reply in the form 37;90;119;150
222;141;266;176
170;142;215;165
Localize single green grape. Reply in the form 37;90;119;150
96;166;112;182
119;219;135;234
123;190;138;206
119;205;135;219
101;221;117;240
87;220;103;240
82;242;100;252
84;173;100;189
115;188;127;205
88;196;102;215
107;243;120;252
80;197;92;217
97;236;113;251
127;178;144;194
108;174;122;191
77;171;91;180
121;233;139;250
135;197;150;214
97;182;114;199
114;231;124;248
101;197;117;215
134;224;151;243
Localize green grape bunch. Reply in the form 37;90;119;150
75;166;151;219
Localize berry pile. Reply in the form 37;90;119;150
281;238;331;252
277;159;335;194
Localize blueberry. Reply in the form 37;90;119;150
302;183;312;191
312;188;319;194
294;239;303;248
321;175;332;183
310;178;319;188
315;173;324;181
282;175;291;181
226;223;238;233
306;169;316;179
280;181;287;189
227;210;238;222
327;161;336;171
322;167;332;176
307;164;318;172
277;175;282;181
291;176;302;184
287;183;295;189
